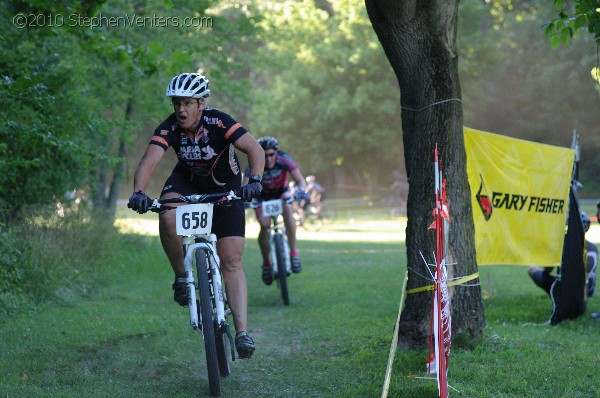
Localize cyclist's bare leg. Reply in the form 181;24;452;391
256;212;272;263
313;195;322;215
158;192;186;275
217;236;247;333
282;202;297;252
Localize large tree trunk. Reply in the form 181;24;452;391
366;0;485;347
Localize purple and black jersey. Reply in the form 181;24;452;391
246;151;298;200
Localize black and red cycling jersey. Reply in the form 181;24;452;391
149;108;247;191
246;151;298;200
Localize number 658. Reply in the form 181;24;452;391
182;211;208;229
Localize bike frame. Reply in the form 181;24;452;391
269;208;291;276
141;191;240;396
182;233;228;331
249;198;294;275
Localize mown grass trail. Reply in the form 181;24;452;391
1;218;406;397
3;214;600;397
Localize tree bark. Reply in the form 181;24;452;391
92;98;132;220
106;99;132;214
365;0;485;347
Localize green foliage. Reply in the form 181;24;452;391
249;0;403;187
0;227;33;314
0;5;104;220
203;1;263;114
458;0;600;193
0;0;250;219
75;0;217;209
546;0;600;47
3;0;599;220
0;9;272;327
0;210;117;318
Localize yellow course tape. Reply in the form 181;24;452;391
381;271;478;397
406;272;480;295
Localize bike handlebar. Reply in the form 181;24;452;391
245;196;297;209
128;190;243;213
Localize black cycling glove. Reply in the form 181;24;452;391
128;190;151;214
241;182;263;202
294;189;307;201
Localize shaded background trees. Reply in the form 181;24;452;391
2;0;598;224
458;0;600;190
1;0;599;318
249;0;403;196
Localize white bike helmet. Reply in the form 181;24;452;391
166;73;210;98
258;136;279;150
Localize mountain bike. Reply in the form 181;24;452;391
248;198;294;305
294;201;336;231
135;191;240;397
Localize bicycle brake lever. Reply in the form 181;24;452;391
225;190;241;201
150;198;175;212
151;198;162;209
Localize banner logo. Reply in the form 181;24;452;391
475;174;493;221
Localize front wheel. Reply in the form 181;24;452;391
273;234;290;305
215;323;232;377
196;250;220;396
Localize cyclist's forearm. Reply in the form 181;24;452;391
234;134;265;178
247;149;265;177
133;166;153;192
133;145;164;192
291;169;306;191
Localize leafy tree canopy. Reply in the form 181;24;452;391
249;0;403;188
545;0;600;47
459;0;600;192
0;0;107;221
0;0;257;221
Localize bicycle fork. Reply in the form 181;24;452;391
182;235;228;330
269;227;291;275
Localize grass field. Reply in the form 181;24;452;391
2;204;600;397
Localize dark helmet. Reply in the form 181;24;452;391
581;211;590;232
166;73;210;98
258;136;279;150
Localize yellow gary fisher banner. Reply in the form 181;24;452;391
464;127;574;266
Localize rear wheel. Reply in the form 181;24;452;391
321;206;336;223
196;250;220;396
302;211;323;231
273;234;290;305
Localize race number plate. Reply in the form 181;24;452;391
262;199;283;217
176;203;214;235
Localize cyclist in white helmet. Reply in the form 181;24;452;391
128;72;265;359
